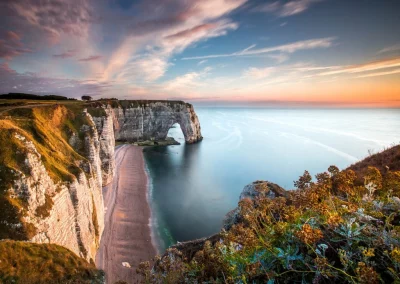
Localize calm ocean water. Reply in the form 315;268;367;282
143;108;400;252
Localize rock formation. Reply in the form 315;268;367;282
104;101;202;144
224;180;287;230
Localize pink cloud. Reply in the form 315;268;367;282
166;24;218;40
52;49;78;59
0;63;111;97
0;40;32;59
2;0;95;43
78;55;103;62
254;0;320;17
5;31;21;41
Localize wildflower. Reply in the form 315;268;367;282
338;249;350;269
362;247;375;258
296;224;323;245
327;214;342;227
391;247;400;263
314;257;330;276
356;262;379;284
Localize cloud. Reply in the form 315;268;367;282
103;0;246;83
0;30;31;59
119;56;171;82
2;0;95;42
356;68;400;78
319;57;400;76
5;31;21;41
268;53;289;63
378;43;400;54
243;67;275;79
254;0;320;17
78;55;103;62
165;23;219;40
182;37;336;60
0;63;111;97
164;67;212;91
52;49;77;59
198;60;208;65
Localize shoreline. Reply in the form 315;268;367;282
143;154;161;255
96;145;156;284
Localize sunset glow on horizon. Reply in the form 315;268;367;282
1;0;399;107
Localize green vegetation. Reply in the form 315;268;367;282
0;93;75;101
0;240;104;284
138;161;400;283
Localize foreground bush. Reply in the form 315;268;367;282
138;166;400;283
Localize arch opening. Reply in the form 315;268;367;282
166;122;184;145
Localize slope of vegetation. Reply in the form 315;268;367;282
138;156;400;283
0;240;104;284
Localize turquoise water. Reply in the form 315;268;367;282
143;108;400;252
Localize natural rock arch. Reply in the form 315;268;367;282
111;101;203;144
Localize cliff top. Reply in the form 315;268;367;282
0;98;193;118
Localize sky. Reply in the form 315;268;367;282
0;0;399;106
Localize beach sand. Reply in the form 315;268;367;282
96;145;156;284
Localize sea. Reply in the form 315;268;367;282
143;107;400;252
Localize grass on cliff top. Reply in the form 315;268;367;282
0;240;104;284
0;105;88;183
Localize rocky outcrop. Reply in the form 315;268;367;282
104;101;202;144
239;180;287;200
224;180;287;230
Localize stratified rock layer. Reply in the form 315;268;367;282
107;101;202;144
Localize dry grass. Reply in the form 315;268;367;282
0;240;104;284
348;145;400;184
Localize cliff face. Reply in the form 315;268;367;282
105;101;202;144
0;100;202;262
0;105;112;262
